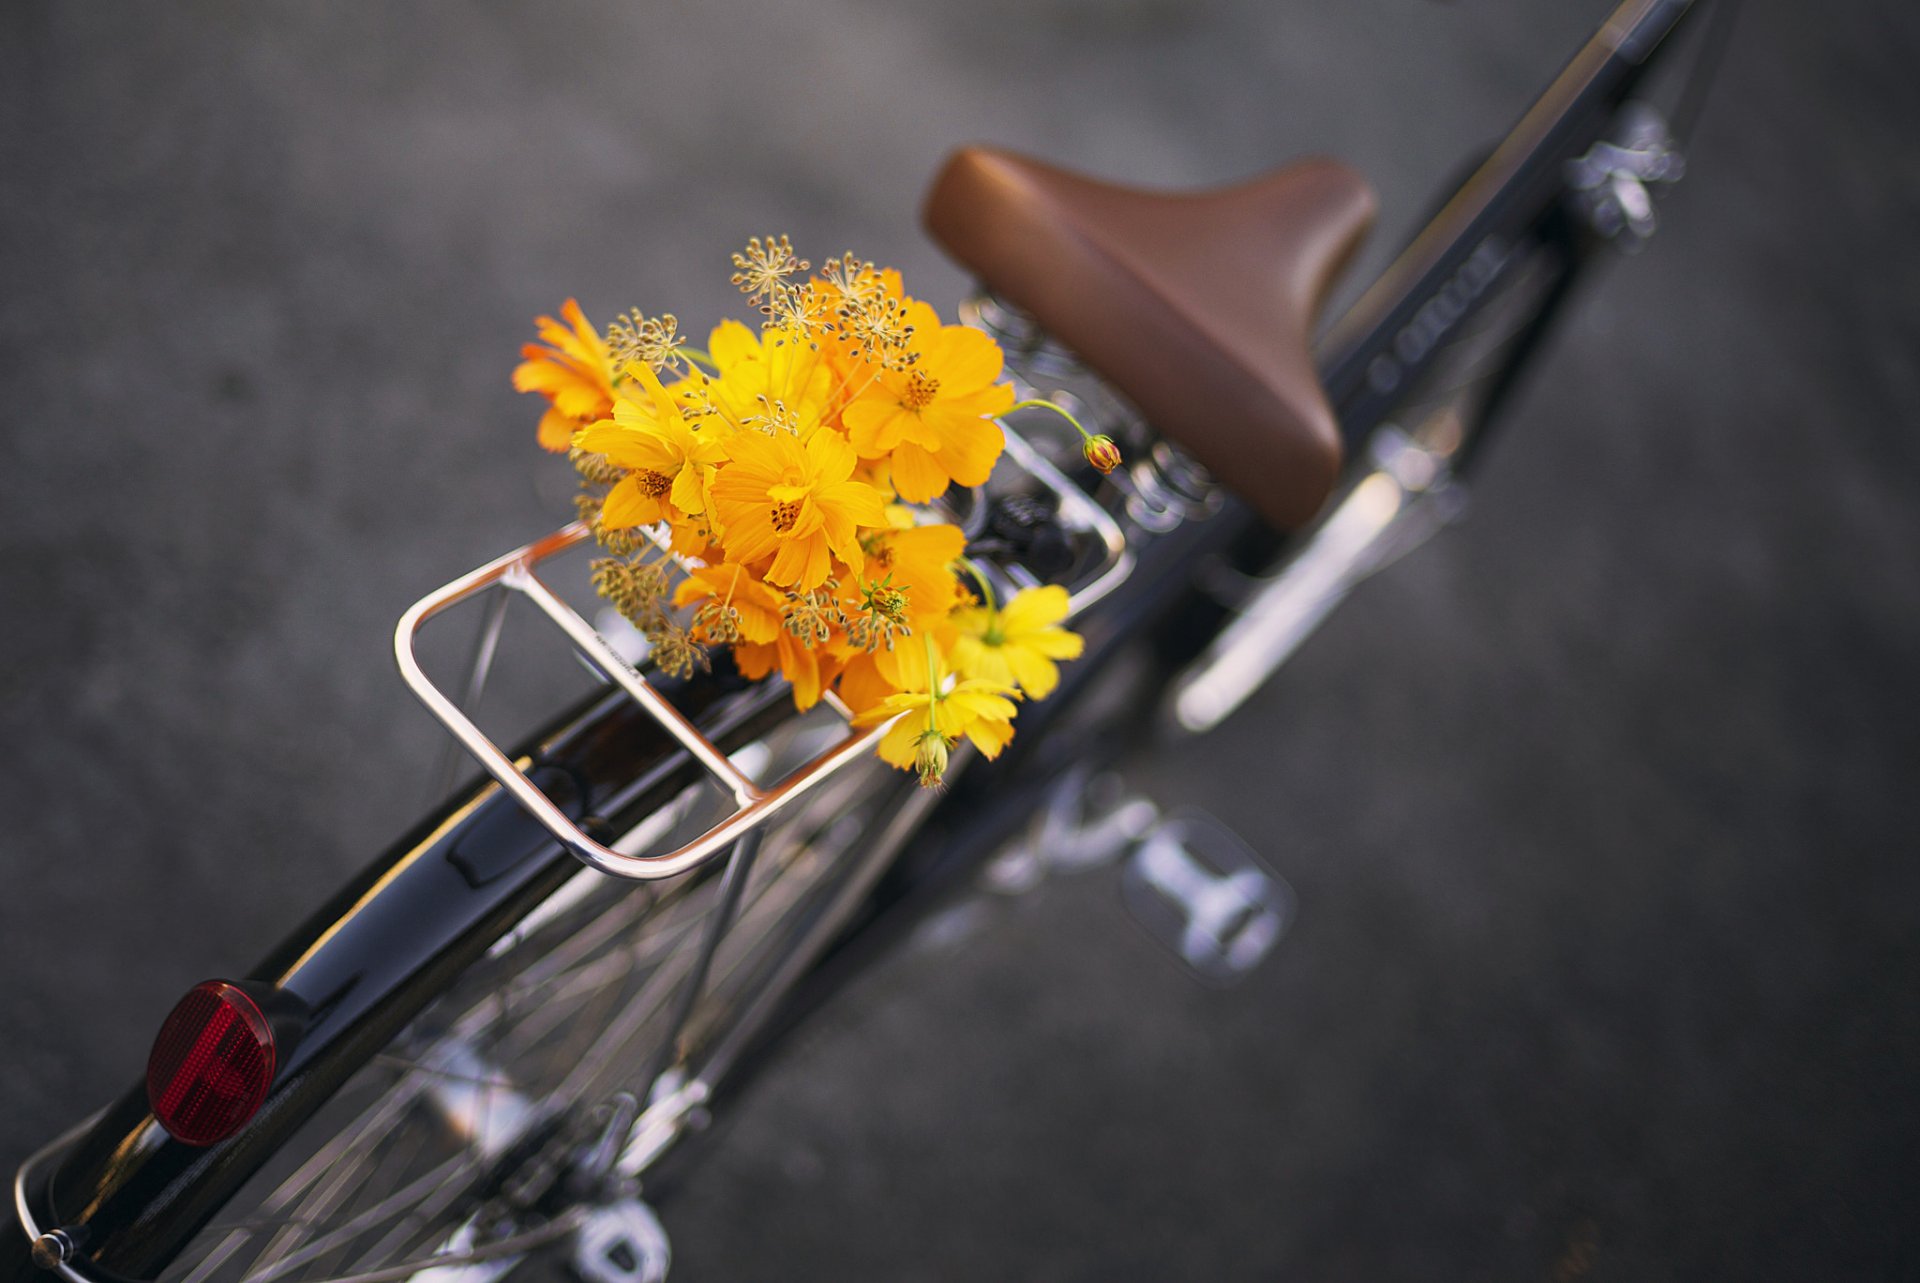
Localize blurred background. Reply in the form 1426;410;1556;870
3;1;1917;1278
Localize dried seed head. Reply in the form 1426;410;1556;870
781;585;843;648
836;289;916;371
606;310;685;373
591;556;669;629
690;600;743;645
730;235;807;306
570;446;624;486
744;396;804;437
646;623;708;680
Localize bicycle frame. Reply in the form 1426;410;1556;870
8;2;1716;1278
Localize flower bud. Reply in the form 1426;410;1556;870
913;730;951;789
1082;434;1123;475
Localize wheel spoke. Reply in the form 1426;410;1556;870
244;1153;481;1283
159;728;908;1283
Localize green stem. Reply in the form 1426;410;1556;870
681;346;718;373
1008;398;1097;444
957;557;998;613
923;632;941;735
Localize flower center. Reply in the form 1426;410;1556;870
637;468;672;498
902;370;941;410
871;544;895;569
771;499;801;533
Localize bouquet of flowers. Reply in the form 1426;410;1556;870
512;238;1119;788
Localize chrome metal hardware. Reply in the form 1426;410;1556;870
615;1071;712;1178
570;1199;669;1283
15;1116;105;1283
1566;102;1685;245
981;767;1161;894
31;1230;78;1271
395;521;891;884
971;291;1224;539
978;771;1290;985
420;1041;539;1159
396;425;1129;887
1117;440;1223;533
1120;809;1293;986
1170;423;1465;734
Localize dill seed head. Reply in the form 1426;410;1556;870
591;556;669;629
606;309;685;373
781;586;843;648
730;235;807;307
690;601;743;645
570;446;624;486
646;623;708;680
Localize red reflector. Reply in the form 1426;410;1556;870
146;981;276;1146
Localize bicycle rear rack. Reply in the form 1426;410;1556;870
395;425;1131;883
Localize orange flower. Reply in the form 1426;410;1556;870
847;523;965;626
680;319;833;434
842;299;1013;502
513;299;616;452
711;427;886;591
736;632;844;711
575;362;726;530
671;562;785;644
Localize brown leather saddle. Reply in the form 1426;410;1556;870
923;146;1375;530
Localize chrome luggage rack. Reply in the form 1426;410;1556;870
395;425;1131;884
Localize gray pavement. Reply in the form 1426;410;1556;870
3;2;1918;1279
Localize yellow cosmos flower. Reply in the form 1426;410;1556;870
671;562;785;645
710;426;887;591
687;319;834;434
854;650;1021;784
846;523;965;627
833;618;938;715
576;362;726;530
513;299;617;452
841;299;1014;503
736;631;844;712
946;584;1084;699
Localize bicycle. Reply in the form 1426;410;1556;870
5;2;1750;1280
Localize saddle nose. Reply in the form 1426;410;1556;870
923;146;1376;529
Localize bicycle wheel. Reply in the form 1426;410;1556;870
147;708;925;1283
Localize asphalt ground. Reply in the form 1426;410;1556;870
3;2;1918;1279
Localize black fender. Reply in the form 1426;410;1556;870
18;669;789;1282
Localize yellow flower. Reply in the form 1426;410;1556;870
946;584;1083;699
671;563;785;645
736;631;843;711
841;299;1014;502
575;362;726;530
850;523;966;626
687;319;833;434
710;425;887;591
513;299;616;452
854;649;1021;784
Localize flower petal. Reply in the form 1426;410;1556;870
889;440;949;504
601;473;660;530
927;410;1005;488
669;464;707;516
1000;584;1072;634
925;323;1005;391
